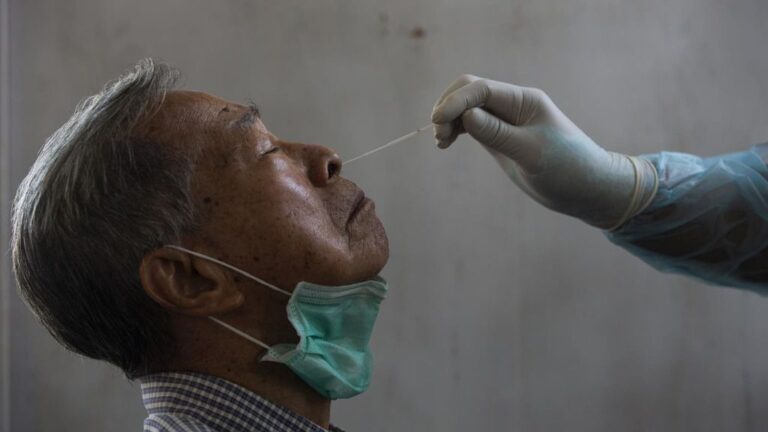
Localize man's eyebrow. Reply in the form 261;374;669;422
231;102;261;129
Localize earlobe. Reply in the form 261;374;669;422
140;247;245;316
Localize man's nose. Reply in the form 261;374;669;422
302;143;342;186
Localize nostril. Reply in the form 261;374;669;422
328;160;340;178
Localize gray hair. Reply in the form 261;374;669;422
11;59;198;378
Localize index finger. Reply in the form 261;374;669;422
431;74;481;122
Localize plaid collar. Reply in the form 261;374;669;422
140;372;345;432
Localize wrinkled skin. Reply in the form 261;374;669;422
151;91;388;288
138;91;389;427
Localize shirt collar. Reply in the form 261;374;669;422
140;371;343;432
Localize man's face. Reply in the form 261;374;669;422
147;91;389;289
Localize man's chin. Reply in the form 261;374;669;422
346;240;389;284
366;221;389;273
336;214;388;283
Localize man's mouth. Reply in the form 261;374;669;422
348;190;370;223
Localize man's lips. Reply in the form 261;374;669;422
348;190;371;223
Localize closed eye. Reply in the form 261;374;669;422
260;147;280;157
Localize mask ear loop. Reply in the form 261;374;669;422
164;245;291;351
208;316;271;350
165;245;291;296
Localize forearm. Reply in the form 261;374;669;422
605;144;768;294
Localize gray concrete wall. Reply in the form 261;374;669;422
1;0;11;430
4;0;768;431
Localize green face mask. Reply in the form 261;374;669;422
166;245;388;400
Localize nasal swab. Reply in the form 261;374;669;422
344;123;432;165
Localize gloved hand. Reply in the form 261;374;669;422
431;74;657;229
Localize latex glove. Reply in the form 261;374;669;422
431;74;657;229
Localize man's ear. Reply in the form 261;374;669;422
140;247;245;316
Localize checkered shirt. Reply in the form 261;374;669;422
141;372;345;432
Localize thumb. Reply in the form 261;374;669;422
461;108;529;162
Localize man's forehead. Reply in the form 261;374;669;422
145;90;267;138
162;90;241;121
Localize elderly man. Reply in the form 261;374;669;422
12;59;388;431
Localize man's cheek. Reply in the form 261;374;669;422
319;196;349;228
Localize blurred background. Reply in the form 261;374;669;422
2;0;768;431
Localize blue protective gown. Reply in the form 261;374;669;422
605;143;768;295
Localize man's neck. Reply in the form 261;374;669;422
164;356;332;429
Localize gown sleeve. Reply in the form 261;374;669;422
605;143;768;294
